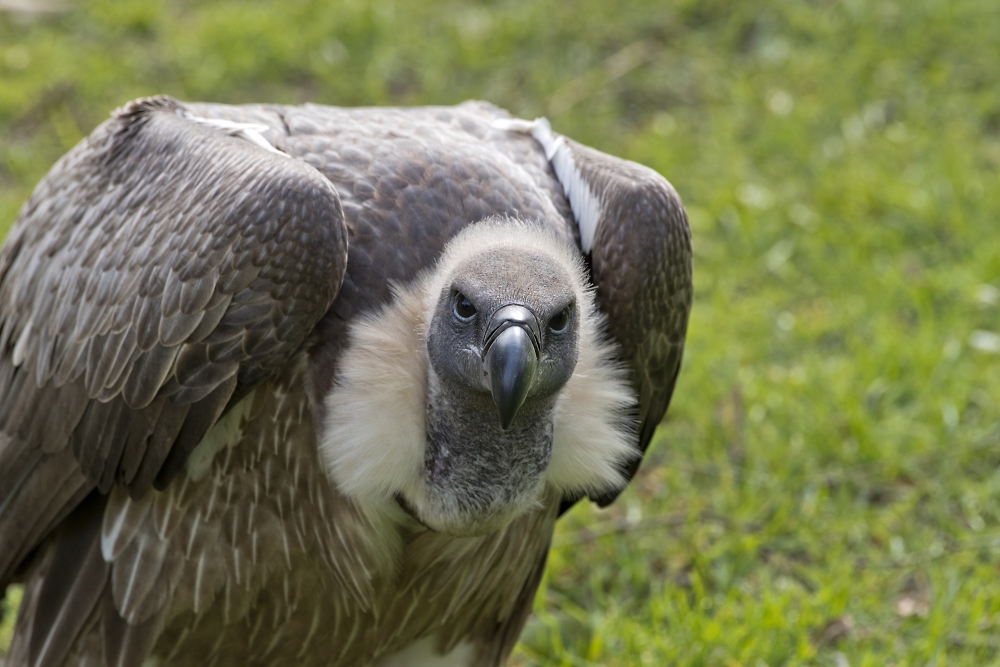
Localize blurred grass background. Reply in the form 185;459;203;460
2;0;1000;665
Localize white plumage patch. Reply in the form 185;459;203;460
180;111;285;155
494;117;605;253
320;281;430;513
320;218;636;517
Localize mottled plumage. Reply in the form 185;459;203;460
0;96;692;667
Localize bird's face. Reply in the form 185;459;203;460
321;220;633;541
406;246;580;535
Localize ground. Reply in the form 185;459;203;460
2;0;1000;665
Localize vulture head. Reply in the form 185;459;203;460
321;217;636;536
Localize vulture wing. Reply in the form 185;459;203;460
0;95;347;616
577;139;692;506
496;119;693;509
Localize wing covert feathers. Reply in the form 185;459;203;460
0;95;348;587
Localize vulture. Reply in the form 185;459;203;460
0;96;691;667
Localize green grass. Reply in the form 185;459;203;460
3;0;1000;664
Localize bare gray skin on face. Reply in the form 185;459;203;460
417;247;580;535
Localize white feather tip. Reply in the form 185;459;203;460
181;111;285;156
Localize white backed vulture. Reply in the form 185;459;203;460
0;96;692;667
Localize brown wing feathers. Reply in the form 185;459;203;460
560;138;692;507
0;94;347;640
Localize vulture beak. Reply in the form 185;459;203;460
482;305;541;430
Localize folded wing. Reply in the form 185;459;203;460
0;96;348;594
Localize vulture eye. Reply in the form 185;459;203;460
454;293;477;321
548;307;571;333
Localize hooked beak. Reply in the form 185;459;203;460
482;305;541;430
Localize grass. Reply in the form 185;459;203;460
3;0;1000;664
